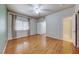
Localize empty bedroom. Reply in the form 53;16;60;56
0;4;79;54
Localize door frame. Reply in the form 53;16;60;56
75;14;77;47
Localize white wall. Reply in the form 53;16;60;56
37;18;46;34
46;7;75;39
30;18;37;35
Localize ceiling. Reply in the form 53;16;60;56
7;4;75;18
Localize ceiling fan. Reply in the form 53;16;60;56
27;4;53;14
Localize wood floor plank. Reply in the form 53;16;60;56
5;35;79;54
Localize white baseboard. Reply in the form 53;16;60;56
2;39;8;54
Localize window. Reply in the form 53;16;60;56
15;19;29;30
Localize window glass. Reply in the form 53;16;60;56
15;18;29;30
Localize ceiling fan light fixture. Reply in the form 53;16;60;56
33;4;41;14
35;10;39;14
34;8;41;14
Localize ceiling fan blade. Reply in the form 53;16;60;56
27;4;42;8
27;4;34;7
41;9;53;11
27;10;34;12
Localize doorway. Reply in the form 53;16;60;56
63;17;72;42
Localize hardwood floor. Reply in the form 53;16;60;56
5;35;79;54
